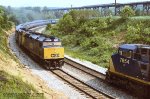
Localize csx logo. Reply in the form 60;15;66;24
51;54;59;57
120;58;129;64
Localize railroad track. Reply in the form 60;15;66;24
64;57;106;80
51;69;114;99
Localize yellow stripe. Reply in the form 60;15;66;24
109;59;150;85
109;71;150;85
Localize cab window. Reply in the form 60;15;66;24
43;42;61;47
119;50;132;58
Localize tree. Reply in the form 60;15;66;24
42;6;49;14
26;13;34;21
46;23;51;30
57;14;75;34
0;7;4;24
9;15;19;25
120;6;135;19
33;7;41;13
54;11;64;18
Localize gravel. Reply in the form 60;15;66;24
9;31;88;99
62;64;137;99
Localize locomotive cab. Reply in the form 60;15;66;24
106;44;150;98
109;44;150;81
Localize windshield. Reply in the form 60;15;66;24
43;42;61;47
119;50;132;58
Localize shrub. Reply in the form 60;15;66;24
120;6;135;19
46;23;51;30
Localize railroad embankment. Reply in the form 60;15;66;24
0;29;67;99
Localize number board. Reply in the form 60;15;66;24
120;57;130;64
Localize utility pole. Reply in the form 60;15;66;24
115;0;117;15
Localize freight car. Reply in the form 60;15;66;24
106;44;150;98
15;20;64;69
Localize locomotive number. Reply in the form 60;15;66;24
51;54;59;57
120;58;129;64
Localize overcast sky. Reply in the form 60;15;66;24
0;0;149;7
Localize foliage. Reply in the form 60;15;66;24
125;19;150;44
6;7;65;24
8;15;19;25
49;9;150;68
0;71;44;99
120;6;135;19
0;6;13;30
57;14;75;34
46;23;51;30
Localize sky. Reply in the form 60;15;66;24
0;0;149;7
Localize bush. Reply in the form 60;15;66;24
120;6;135;19
46;23;51;30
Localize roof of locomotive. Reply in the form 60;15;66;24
27;32;60;42
119;44;150;52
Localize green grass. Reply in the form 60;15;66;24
0;30;20;64
64;47;110;68
0;31;9;58
131;16;150;19
0;70;44;99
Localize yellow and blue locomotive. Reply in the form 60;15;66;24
106;44;150;98
15;20;64;69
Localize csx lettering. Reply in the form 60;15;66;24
51;54;59;57
120;58;129;64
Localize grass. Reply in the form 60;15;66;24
0;30;21;65
64;47;110;68
0;70;44;99
131;16;150;19
0;31;10;58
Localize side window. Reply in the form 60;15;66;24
141;49;149;63
141;48;147;54
141;55;149;63
133;53;141;61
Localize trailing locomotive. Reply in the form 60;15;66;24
15;20;64;69
106;44;150;98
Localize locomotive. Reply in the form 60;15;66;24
106;44;150;98
15;20;64;69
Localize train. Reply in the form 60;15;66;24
15;20;64;69
106;44;150;98
17;19;58;31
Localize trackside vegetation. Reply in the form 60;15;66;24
46;6;150;68
0;71;42;99
0;6;43;99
